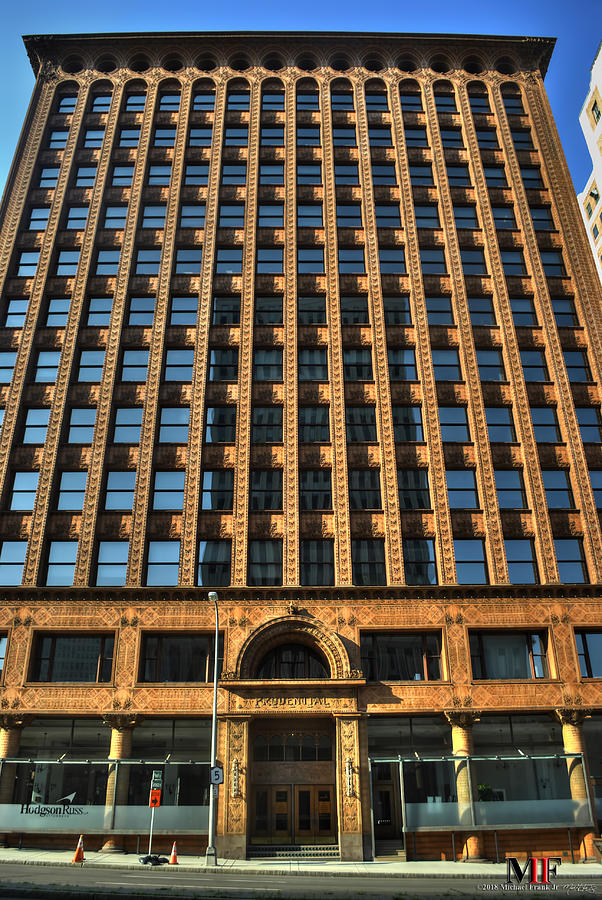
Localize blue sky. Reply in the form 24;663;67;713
0;0;600;197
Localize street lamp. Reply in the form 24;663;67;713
205;590;219;866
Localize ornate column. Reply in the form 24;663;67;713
555;709;597;862
100;715;139;853
217;716;249;860
335;715;364;860
0;715;27;847
445;711;484;861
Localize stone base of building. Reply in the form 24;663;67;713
339;832;364;860
407;829;592;863
217;834;247;859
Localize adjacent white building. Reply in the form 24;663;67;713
578;41;602;282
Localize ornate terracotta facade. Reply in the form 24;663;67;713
0;31;601;861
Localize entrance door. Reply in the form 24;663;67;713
374;786;396;839
294;785;336;844
251;786;292;844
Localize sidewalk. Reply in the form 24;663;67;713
0;847;601;879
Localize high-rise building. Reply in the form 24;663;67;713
0;31;601;863
578;41;602;281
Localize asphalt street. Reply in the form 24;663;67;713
0;863;598;900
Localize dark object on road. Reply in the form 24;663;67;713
138;854;169;865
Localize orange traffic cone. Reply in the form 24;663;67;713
169;841;178;865
72;834;85;863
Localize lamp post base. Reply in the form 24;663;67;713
205;846;218;866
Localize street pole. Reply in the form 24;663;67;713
205;591;219;866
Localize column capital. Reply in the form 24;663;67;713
444;710;481;729
102;714;142;732
0;714;31;732
554;708;591;728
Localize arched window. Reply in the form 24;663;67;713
255;642;330;678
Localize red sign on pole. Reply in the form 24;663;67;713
149;789;161;807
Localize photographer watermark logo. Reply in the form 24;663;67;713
506;857;561;886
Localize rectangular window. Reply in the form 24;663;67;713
10;471;39;510
101;205;127;230
17;252;39;277
470;631;548;679
28;207;50;230
301;540;335;586
78;350;105;382
128;296;155;326
446;165;470;187
403;539;436;585
146;540;180;586
492;206;516;230
366;91;388;110
521;167;543;189
254;296;283;324
215;248;243;273
440;128;463;147
23;409;50;444
83;129;104;148
501;250;527;275
189;126;212;146
212;296;240;324
346;406;377;442
563;350;591;382
439;406;470;441
461;248;487;275
248;540;282;586
219;204;245;228
140;631;223;680
201;470;234;510
520;349;549;381
475;127;497;146
219;163;247;185
209;348;238;380
57;471;86;510
299;470;332;510
333;127;356;146
400;90;422;111
105;471;136;510
164;349;194;381
75;166;97;187
250;470;283;510
468;297;495;326
112;165;134;186
379;248;406;274
297;127;320;146
387;348;416;381
96;250;120;275
510;297;537;326
483;166;507;187
184;164;207;185
454;206;478;229
352;539;386;585
398;469;430;509
349;468;381;509
258;204;284;227
375;205;401;228
495;469;527;508
57;94;77;113
153;471;185;510
253;348;283;380
0;541;27;585
340;296;369;324
260;164;284;185
576;407;602;443
154;127;176;147
262;91;284;110
256;248;283;274
477;349;506;381
432;349;461;380
40;167;60;188
168;296;196;325
125;92;146;111
446;469;478;508
552;297;579;327
121;349;148;382
260;126;284;146
91;93;111;112
384;296;411;325
542;469;574;508
45;540;78;586
205;407;236;443
405;127;428;147
336;164;360;184
5;298;28;327
344;348;373;380
141;205;166;229
555;538;587;583
298;296;326;324
198;540;231;587
530;207;554;231
421;248;447;274
415;205;440;228
252;407;282;442
409;164;433;186
361;632;441;681
297;164;321;185
34;350;60;382
113;408;142;444
96;541;129;586
299;348;327;380
392;406;423;442
485;407;516;442
299;406;329;442
119;128;140;147
576;632;602;677
298;205;323;228
331;91;354;110
226;91;249;110
426;297;453;325
297;248;324;273
339;248;365;274
30;634;114;682
224;127;248;146
175;248;202;275
68;408;95;443
531;407;561;442
454;539;487;584
159;407;189;443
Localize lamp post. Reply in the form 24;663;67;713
205;590;219;866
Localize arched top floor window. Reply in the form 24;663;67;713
255;641;330;679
